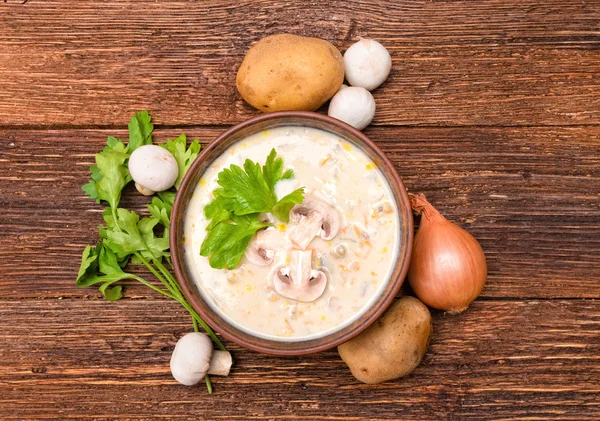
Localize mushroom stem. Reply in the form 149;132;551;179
272;249;328;302
289;211;323;250
208;350;233;376
135;182;155;196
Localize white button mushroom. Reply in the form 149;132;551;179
129;144;179;196
272;249;328;302
244;228;288;266
170;332;232;386
327;86;376;130
344;39;392;91
289;195;341;249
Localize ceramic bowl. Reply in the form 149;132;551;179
170;111;413;355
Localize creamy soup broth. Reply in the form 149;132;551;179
184;126;399;341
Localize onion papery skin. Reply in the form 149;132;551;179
408;195;487;313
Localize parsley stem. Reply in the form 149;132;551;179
134;253;171;287
130;274;176;300
152;257;184;297
135;252;226;351
205;375;213;394
177;298;227;351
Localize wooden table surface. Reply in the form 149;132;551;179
1;1;599;420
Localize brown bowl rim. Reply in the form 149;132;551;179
170;111;413;356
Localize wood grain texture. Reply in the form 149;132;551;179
0;299;598;420
1;0;599;127
1;1;599;419
1;126;598;300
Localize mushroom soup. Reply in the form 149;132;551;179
184;126;399;341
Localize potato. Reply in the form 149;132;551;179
236;34;344;112
338;296;432;384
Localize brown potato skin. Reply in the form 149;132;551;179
236;34;344;112
338;296;432;384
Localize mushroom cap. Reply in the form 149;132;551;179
170;332;212;386
129;145;178;193
291;195;341;241
273;267;328;303
244;228;288;266
327;86;376;131
272;249;328;302
343;39;392;91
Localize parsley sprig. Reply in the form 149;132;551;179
77;111;223;393
200;149;304;269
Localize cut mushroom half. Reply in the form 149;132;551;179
289;195;341;249
288;211;323;250
244;228;288;266
272;249;328;302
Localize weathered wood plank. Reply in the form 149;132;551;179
1;0;599;127
0;299;598;420
1;126;599;299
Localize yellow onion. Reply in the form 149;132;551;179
408;194;487;313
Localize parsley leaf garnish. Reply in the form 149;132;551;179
161;134;201;189
76;243;143;302
148;191;176;229
272;188;305;222
200;215;270;270
102;208;170;262
210;148;304;219
200;148;304;269
128;110;153;153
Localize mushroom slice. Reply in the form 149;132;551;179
244;229;287;266
291;195;341;241
288;211;324;250
273;250;328;302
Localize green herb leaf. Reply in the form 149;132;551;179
211;148;303;217
106;136;124;150
128;110;153;153
203;193;233;230
83;135;132;209
272;187;305;222
262;148;284;190
76;244;136;301
82;179;99;201
76;245;100;285
98;243;128;275
103;208;169;262
202;149;304;269
148;191;176;229
200;214;269;269
96;150;131;210
161;134;201;189
99;282;123;301
282;169;294;180
215;160;276;215
138;216;170;260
